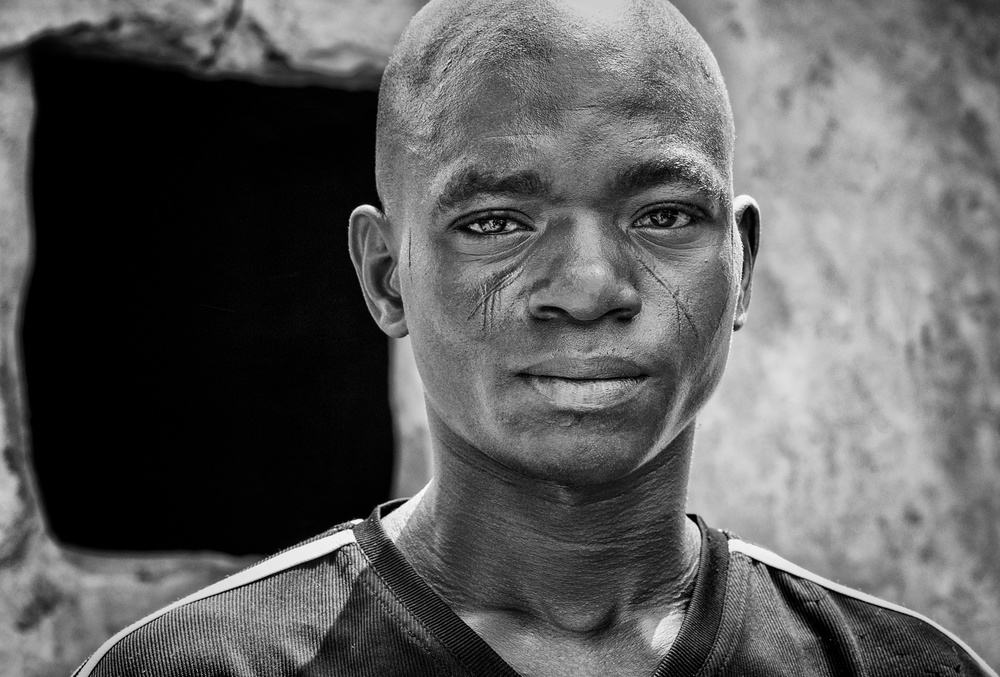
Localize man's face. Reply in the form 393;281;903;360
390;56;751;486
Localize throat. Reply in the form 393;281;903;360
384;470;704;621
539;603;617;636
389;496;703;668
459;603;690;677
380;438;704;673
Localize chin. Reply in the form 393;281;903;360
495;428;660;487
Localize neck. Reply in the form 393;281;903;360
383;419;701;643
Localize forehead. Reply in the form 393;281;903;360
409;70;730;213
426;133;727;217
440;32;725;146
380;0;734;216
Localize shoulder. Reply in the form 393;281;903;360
73;522;363;677
723;535;997;677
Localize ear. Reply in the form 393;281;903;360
348;205;408;338
732;195;760;331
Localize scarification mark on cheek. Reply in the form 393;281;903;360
708;287;731;346
407;231;413;282
696;227;735;347
635;255;702;344
467;264;525;332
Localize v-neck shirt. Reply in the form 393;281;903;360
75;501;997;676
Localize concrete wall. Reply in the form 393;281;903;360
0;0;996;673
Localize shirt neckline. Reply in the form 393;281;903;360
353;500;730;676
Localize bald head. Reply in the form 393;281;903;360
375;0;734;217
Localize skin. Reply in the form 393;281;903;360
349;1;759;674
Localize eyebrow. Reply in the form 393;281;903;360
612;157;728;203
435;168;555;212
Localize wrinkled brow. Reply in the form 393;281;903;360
436;168;555;212
612;157;728;203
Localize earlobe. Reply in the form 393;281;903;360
348;205;408;338
732;195;760;332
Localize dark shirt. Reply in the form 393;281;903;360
74;502;997;676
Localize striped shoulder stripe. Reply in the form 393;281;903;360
73;524;360;677
729;539;998;677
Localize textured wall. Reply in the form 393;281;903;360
0;52;258;677
681;0;1000;665
0;2;425;674
0;0;997;673
0;0;425;88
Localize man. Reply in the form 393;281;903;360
75;0;996;675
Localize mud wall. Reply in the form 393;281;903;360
683;0;1000;664
0;0;996;672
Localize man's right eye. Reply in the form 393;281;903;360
462;216;526;235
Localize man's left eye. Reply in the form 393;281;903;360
634;208;693;229
463;217;524;235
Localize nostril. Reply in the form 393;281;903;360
611;297;641;321
528;271;641;322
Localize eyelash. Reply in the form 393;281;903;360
459;214;530;236
632;206;698;230
457;205;700;236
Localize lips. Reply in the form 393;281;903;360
520;356;648;411
521;356;645;380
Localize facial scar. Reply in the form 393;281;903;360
635;255;702;343
466;264;524;332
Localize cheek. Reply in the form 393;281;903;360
400;234;464;335
454;263;526;336
691;256;741;368
687;249;742;386
413;249;526;341
400;246;522;398
634;244;738;347
707;246;743;328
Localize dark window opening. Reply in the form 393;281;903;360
25;45;393;556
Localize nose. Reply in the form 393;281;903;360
527;217;641;322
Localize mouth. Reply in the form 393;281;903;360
519;357;648;411
522;375;647;411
